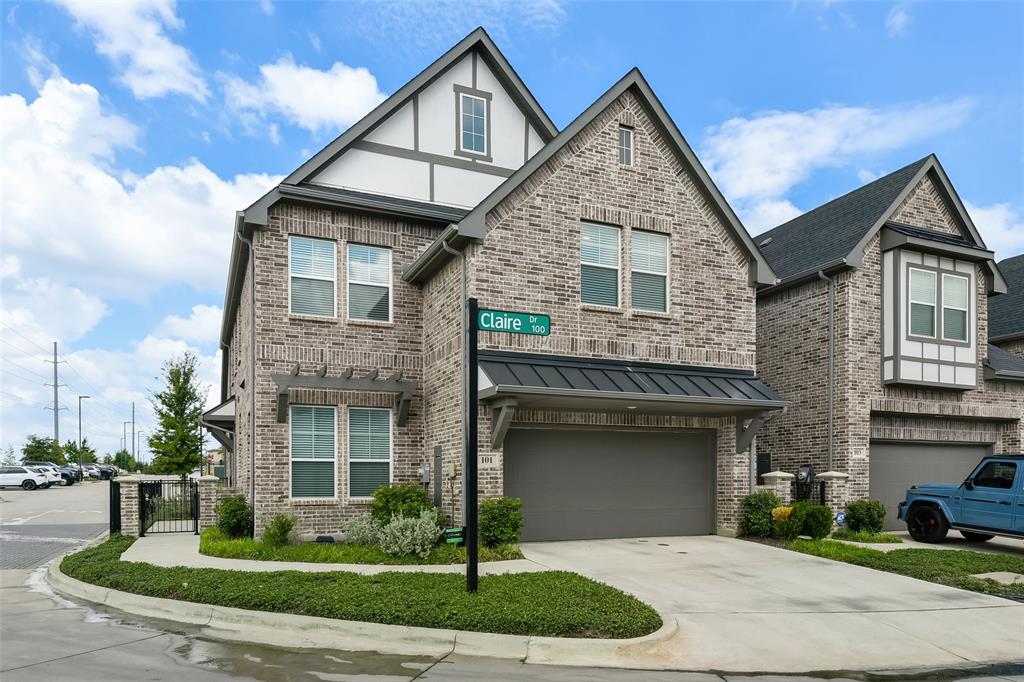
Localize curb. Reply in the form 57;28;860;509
46;560;679;666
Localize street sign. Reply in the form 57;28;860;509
443;527;465;545
477;309;550;336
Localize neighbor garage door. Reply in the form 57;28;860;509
503;427;714;542
869;442;990;530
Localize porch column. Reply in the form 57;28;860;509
761;471;795;505
197;475;224;533
817;470;851;515
117;476;141;537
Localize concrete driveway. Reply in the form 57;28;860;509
522;536;1024;673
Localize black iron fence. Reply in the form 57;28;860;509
139;479;198;535
109;480;121;534
794;479;826;505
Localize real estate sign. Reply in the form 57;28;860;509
477;309;551;336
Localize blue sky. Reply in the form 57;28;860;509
1;0;1022;457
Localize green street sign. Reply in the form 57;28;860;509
477;309;551;336
443;527;465;545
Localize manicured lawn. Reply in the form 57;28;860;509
830;529;903;544
199;528;524;564
790;539;1024;597
62;535;662;638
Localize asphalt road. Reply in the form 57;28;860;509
1;481;1020;681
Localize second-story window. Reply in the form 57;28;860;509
618;126;634;166
580;222;620;307
347;244;391;322
908;267;936;338
631;231;668;312
942;273;969;342
289;236;336;317
460;93;487;155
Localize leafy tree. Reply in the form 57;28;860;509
63;439;99;465
149;352;207;478
21;435;66;464
2;445;16;466
101;454;114;465
112;448;137;471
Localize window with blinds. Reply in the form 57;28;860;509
348;407;391;498
942;273;969;342
580;222;620;307
631;231;668;312
618;126;633;166
290;405;335;498
347;244;391;322
909;268;936;338
289;236;336;317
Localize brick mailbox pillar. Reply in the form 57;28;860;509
817;471;850;514
117;476;141;537
761;471;795;504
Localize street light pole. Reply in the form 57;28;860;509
78;395;90;478
136;430;145;471
122;421;130;457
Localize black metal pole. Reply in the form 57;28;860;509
466;297;479;593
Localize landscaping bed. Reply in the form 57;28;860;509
62;535;662;638
200;527;524;565
790;539;1024;599
829;529;902;544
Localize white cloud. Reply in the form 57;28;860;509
222;55;386;134
54;0;208;101
857;168;882;184
156;304;223;344
701;98;975;232
885;4;911;38
965;201;1024;262
258;0;274;16
1;268;108;344
308;31;322;53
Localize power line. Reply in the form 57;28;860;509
0;390;46;408
1;356;51;382
0;336;47;359
0;322;52;355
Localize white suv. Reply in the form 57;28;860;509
0;466;49;490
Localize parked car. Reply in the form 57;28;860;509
57;466;79;485
25;464;62;488
0;466;49;490
23;461;74;486
82;464;101;478
898;455;1024;543
97;466;117;480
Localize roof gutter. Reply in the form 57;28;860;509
277;183;466;223
402;225;476;284
989;331;1024;344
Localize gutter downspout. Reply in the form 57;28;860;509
817;270;835;471
440;233;468;524
238;224;257;537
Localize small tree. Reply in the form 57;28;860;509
149;352;207;478
101;453;114;465
63;439;99;465
112;448;137;471
21;435;66;464
2;445;16;466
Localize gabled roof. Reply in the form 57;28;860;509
984;343;1024;382
757;155;1006;294
405;69;777;286
283;26;557;186
989;254;1024;342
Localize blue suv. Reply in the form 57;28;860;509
897;455;1024;543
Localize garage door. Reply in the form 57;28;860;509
869;442;990;531
503;427;714;542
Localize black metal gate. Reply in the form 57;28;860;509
794;480;826;505
139;479;199;535
109;480;121;534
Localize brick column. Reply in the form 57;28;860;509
761;471;794;504
118;477;141;537
817;471;850;514
197;476;232;533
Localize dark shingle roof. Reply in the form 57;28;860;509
989;254;1024;340
296;184;469;223
986;343;1024;379
885;222;981;250
757;157;931;281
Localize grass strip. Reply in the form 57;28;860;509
830;529;903;544
62;535;662;639
199;528;523;564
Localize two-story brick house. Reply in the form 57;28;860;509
203;27;786;540
755;156;1024;529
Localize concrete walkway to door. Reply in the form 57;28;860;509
521;536;1024;673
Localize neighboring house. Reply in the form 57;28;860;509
755;156;1024;529
989;254;1024;358
203;27;786;540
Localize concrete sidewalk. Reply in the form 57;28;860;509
122;532;546;575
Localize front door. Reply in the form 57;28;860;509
960;459;1019;531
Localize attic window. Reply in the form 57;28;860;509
460;93;487;155
618;126;633;166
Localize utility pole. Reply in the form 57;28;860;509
131;401;135;460
43;341;67;449
123;421;130;453
78;395;90;477
136;430;145;469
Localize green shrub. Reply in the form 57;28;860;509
370;484;432;526
215;495;252;539
773;502;806;540
342;513;381;546
738;490;780;537
845;500;887;534
479;497;523;548
262;514;294;548
379;510;441;559
801;504;833;540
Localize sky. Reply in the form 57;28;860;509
1;0;1022;459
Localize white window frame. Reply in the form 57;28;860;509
618;126;634;166
580;222;621;308
288;235;337;318
346;243;393;323
630;230;669;313
907;266;937;340
346;406;393;501
459;93;487;156
941;272;970;343
288;404;337;501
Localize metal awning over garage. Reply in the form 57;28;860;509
478;351;786;451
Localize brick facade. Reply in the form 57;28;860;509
997;338;1024;360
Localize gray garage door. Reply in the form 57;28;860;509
503;427;714;542
870;442;990;531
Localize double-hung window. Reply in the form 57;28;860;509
290;405;335;498
618;126;633;166
289;236;336;317
459;93;487;155
347;244;391;322
580;222;620;307
631;231;668;312
348;407;391;498
942;273;969;342
908;268;936;338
